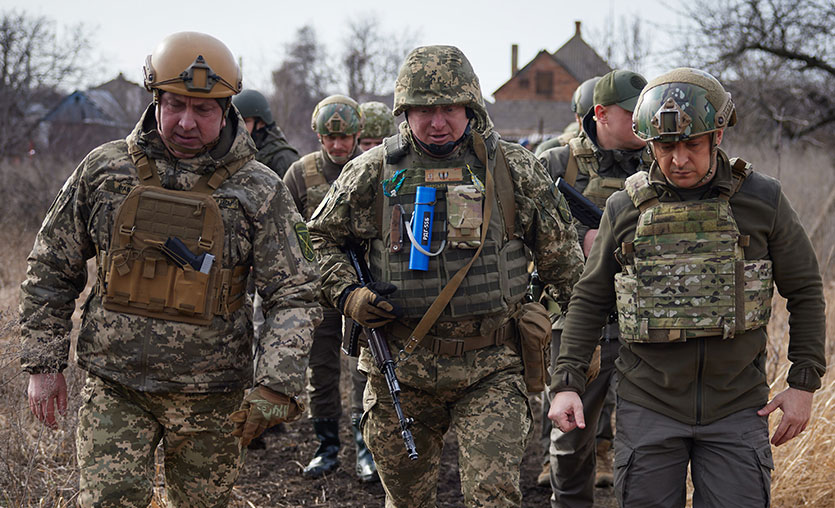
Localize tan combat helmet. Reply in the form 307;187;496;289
143;31;242;99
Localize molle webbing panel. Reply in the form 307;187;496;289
103;185;246;325
615;197;773;342
369;152;528;320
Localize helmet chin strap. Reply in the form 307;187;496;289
693;132;718;187
413;123;472;156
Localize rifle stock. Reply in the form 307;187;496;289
556;177;603;229
344;242;418;461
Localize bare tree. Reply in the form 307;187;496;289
0;10;91;158
686;0;835;141
589;15;652;75
341;16;417;99
270;25;335;153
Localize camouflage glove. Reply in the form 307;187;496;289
340;281;403;328
229;386;303;447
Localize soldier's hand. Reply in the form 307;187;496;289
548;391;585;433
757;387;813;446
27;373;68;429
229;386;303;447
341;281;403;328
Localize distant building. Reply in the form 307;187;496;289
487;21;611;142
40;73;151;159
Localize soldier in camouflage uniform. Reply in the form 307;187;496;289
308;45;585;507
358;101;397;151
538;69;649;507
233;89;300;179
534;76;600;157
283;94;372;479
21;32;322;507
549;68;826;508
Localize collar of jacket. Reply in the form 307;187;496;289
648;148;734;199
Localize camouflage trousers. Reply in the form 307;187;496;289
76;373;244;507
360;341;532;508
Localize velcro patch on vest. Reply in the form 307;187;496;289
424;167;463;182
102;180;134;195
294;222;315;261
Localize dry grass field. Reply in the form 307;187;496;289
0;140;833;507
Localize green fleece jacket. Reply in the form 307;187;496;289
552;149;826;425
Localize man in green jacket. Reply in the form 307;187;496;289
549;68;826;507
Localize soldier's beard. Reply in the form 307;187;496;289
325;151;350;165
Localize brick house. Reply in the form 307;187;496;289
487;21;611;142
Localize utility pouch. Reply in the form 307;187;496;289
447;184;483;249
515;301;552;393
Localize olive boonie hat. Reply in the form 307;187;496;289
593;70;647;112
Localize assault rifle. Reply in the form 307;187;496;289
342;241;418;461
556;177;603;229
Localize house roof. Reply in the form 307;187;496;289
551;32;611;83
43;89;135;128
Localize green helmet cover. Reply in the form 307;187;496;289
232;89;273;125
633;68;736;143
359;101;396;139
311;94;363;135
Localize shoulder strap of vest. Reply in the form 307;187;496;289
728;157;753;197
624;171;659;212
127;138;162;188
564;140;580;186
384;133;409;164
127;137;251;194
301;152;328;189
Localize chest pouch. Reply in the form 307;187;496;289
447;184;484;249
102;185;238;326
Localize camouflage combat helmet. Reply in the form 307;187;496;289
572;76;601;117
143;31;242;99
359;101;396;139
633;68;736;143
233;89;273;125
392;45;488;126
311;95;363;136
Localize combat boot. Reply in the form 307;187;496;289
351;413;378;483
302;418;340;478
594;439;614;487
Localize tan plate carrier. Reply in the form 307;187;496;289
100;141;248;326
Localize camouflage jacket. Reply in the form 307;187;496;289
19;105;323;395
283;145;362;219
252;124;300;180
552;150;827;425
308;121;584;322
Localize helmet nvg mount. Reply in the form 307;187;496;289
143;31;241;99
632;68;736;143
233;89;273;125
311;95;363;136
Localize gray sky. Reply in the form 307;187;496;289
7;0;687;100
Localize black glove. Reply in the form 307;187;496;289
340;281;403;328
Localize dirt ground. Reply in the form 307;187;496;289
231;391;617;507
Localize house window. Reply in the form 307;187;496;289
535;71;553;96
519;77;529;89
